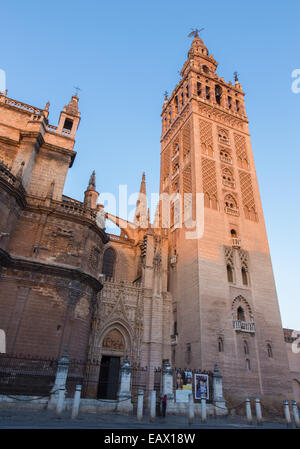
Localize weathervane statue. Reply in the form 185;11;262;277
188;27;205;38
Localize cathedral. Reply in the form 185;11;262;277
0;33;298;408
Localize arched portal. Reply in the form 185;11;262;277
97;326;130;400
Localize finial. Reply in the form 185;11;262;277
88;170;96;190
45;101;50;111
188;27;205;39
234;71;239;83
164;90;168;100
74;86;81;97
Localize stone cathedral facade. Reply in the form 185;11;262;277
0;35;298;407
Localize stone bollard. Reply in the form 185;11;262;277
56;387;66;418
201;394;207;424
283;400;292;427
137;389;144;421
162;360;174;403
71;385;82;419
212;364;227;416
48;352;69;410
188;393;194;425
255;398;263;425
116;358;133;415
150;390;156;422
245;398;252;424
291;401;300;428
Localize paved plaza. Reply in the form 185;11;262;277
0;408;296;429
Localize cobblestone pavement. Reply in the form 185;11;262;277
0;408;296;429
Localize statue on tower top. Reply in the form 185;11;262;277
188;27;205;39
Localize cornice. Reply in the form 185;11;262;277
0;248;103;293
25;198;109;245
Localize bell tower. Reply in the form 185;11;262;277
160;33;292;406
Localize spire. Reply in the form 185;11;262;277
64;94;80;117
88;170;96;191
84;170;99;209
139;172;146;195
134;172;148;228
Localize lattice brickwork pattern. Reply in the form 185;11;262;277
239;170;256;211
182;164;192;193
202;157;217;197
224;246;234;266
199;120;213;153
234;133;249;165
161;145;170;181
182;121;191;156
239;249;249;269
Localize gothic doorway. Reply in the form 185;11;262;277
97;355;120;399
97;328;127;399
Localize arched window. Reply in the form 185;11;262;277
207;145;214;158
222;168;234;187
218;337;224;353
237;306;246;322
211;195;218;210
242;267;248;285
220;149;232;164
224;194;238;216
244;340;249;355
102;248;116;278
245;358;251;370
215;85;222;105
227;264;234;283
204;192;210;208
267;344;273;358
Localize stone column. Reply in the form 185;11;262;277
212;364;227;416
137;389;144;421
255;398;263;425
283;400;292;427
201;394;207;423
245;398;252;424
116;358;133;415
291;400;300;428
48;353;69;410
71;385;82;419
188;393;194;424
150;390;156;422
56;387;66;417
161;360;174;402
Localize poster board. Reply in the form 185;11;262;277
175;370;192;403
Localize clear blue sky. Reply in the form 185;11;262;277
1;1;299;329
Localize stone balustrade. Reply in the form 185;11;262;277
233;320;255;333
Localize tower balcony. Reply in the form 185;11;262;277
232;237;241;248
233;320;255;334
224;206;239;217
171;334;178;345
220;155;232;164
222;179;235;188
